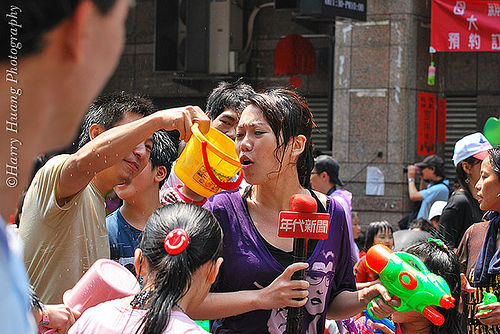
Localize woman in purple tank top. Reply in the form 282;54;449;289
193;88;396;334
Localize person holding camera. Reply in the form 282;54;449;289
402;155;450;229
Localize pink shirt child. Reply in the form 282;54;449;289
69;299;207;334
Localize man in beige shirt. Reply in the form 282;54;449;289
19;92;209;304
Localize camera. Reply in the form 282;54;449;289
403;164;421;175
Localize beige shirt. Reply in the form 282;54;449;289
19;155;109;304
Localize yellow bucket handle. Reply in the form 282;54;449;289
201;141;243;191
191;123;241;167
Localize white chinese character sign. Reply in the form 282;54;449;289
299;0;367;21
278;211;331;239
431;0;500;52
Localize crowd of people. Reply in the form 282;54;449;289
2;1;500;334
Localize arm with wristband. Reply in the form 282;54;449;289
30;286;80;332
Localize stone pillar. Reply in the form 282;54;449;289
332;2;429;227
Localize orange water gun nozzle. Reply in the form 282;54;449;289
439;293;455;309
423;306;445;326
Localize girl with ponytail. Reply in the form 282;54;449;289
69;203;223;334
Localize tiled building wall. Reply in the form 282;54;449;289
333;2;430;226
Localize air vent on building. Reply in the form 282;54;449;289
307;96;331;155
155;0;209;72
444;96;478;180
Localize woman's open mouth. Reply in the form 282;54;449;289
240;156;254;169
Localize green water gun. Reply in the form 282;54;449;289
365;244;455;326
478;291;498;314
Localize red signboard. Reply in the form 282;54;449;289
431;0;500;52
278;211;330;239
418;93;437;156
437;99;447;143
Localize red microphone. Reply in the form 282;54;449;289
278;194;330;240
279;194;331;334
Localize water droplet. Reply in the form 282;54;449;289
70;173;73;177
104;160;107;164
97;153;100;157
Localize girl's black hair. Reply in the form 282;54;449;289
455;155;481;201
488;145;500;179
404;241;463;334
247;88;315;188
137;203;223;334
363;220;393;251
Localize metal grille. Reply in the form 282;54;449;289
307;96;331;155
444;96;478;180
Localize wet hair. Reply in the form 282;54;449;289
137;203;223;334
1;0;118;61
455;155;481;201
409;217;436;234
150;130;178;188
404;240;463;334
247;88;315;188
488;145;500;179
77;92;155;149
364;220;393;251
205;79;255;120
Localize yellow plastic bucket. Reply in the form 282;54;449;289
174;123;243;198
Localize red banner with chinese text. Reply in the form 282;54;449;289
431;0;500;52
437;99;447;142
418;93;437;155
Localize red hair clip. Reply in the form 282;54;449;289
164;228;189;255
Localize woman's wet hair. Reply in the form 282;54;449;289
404;240;463;334
363;220;393;251
247;88;315;187
137;203;223;334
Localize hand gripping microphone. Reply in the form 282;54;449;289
278;194;331;334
